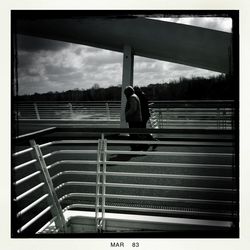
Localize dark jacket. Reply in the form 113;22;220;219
125;94;142;122
136;91;150;123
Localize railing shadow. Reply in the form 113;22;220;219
108;153;142;161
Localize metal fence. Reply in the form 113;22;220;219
14;100;235;130
15;101;120;120
149;100;234;130
12;127;238;235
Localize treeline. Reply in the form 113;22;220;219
17;74;236;102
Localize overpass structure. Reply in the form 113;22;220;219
15;14;233;127
12;13;238;237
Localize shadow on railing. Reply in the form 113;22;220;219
12;127;238;237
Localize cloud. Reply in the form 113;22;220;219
133;55;221;86
18;52;46;79
154;17;232;33
82;49;123;67
17;41;124;94
45;65;74;76
17;17;228;95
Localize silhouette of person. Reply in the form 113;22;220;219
134;86;158;150
124;86;143;151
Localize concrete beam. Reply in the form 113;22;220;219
16;17;232;73
120;45;134;128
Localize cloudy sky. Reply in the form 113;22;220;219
16;17;232;95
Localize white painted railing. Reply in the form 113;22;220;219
15;101;120;120
12;127;238;235
15;100;235;130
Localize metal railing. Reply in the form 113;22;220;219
15;101;120;120
12;127;238;235
14;100;235;130
149;100;234;130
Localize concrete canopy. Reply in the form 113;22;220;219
16;16;233;127
16;17;232;74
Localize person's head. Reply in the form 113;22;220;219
133;86;142;95
124;86;134;98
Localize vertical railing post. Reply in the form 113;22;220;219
105;102;110;120
101;135;107;231
158;109;162;129
34;103;40;120
68;103;73;119
223;108;227;130
217;107;221;130
29;139;67;232
165;108;168;128
95;139;102;232
231;105;235;130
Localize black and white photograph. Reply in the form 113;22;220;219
1;0;250;248
10;10;240;240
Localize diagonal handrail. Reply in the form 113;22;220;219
29;139;67;233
